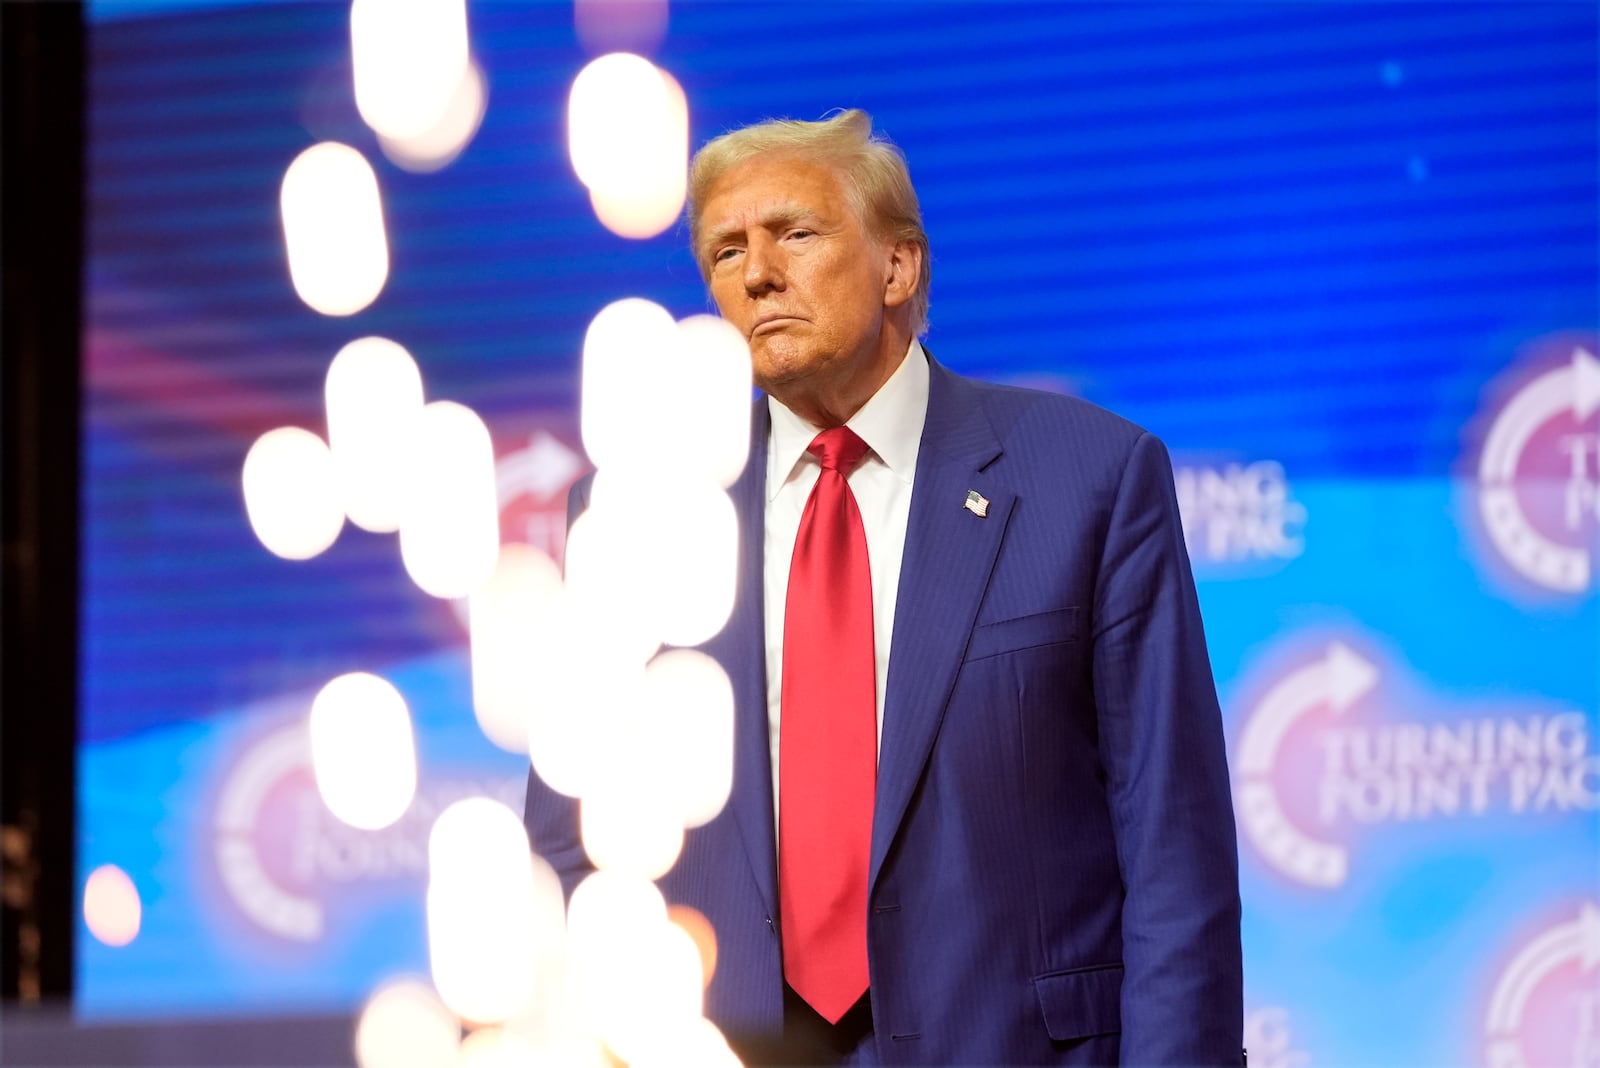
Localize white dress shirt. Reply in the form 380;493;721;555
764;341;930;816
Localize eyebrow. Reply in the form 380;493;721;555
700;203;819;258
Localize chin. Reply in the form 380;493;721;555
751;348;817;393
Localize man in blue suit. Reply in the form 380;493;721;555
525;109;1242;1066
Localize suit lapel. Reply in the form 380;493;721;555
871;362;1013;892
710;397;779;920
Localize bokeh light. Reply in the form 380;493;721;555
453;1026;538;1068
653;477;739;648
468;544;564;753
671;314;752;489
350;0;470;141
426;798;564;1025
666;905;718;990
279;141;389;316
630;1016;744;1068
242;426;345;560
596;919;703;1063
398;401;500;599
583;470;738;649
378;59;488;174
354;978;461;1068
586;179;687;242
580;759;685;880
325;336;426;533
567;54;687;239
82;864;141;948
567;872;675;1052
309;672;417;831
645;650;735;828
524;612;646;801
579;297;677;472
562;506;663;666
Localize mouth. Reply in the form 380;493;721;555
751;314;802;335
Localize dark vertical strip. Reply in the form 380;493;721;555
2;0;85;1004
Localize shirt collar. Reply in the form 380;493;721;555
766;340;930;502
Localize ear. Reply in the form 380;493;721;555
881;239;922;309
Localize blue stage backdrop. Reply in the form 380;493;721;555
80;2;1598;1065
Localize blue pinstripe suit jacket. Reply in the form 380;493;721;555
525;357;1243;1065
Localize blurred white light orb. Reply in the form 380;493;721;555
648;479;738;647
399;401;500;599
520;1033;609;1068
326;336;426;533
468;544;564;753
567;872;669;1042
579;297;676;472
631;1017;744;1068
355;978;461;1068
667;904;718;990
586;180;684;242
596;920;703;1064
645;650;734;828
567;54;687;239
242;426;345;560
580;772;684;880
454;1026;538;1068
427;797;535;883
524;613;646;801
309;672;417;830
580;303;752;484
584;471;737;649
672;315;752;488
578;693;688;879
83;864;141;948
351;0;469;141
280;142;390;316
379;59;488;174
562;506;663;666
427;798;564;1025
574;0;668;57
566;870;666;943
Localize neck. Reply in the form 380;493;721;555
774;328;914;429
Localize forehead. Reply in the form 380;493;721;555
700;154;854;232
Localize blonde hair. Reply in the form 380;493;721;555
688;109;931;336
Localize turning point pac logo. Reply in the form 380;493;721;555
212;718;524;942
495;427;586;562
1235;641;1376;887
1233;634;1598;889
1484;902;1600;1068
1174;458;1306;573
1471;341;1600;597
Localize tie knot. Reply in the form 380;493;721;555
808;426;870;475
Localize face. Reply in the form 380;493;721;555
697;154;913;422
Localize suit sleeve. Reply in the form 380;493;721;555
522;473;597;900
1090;431;1243;1064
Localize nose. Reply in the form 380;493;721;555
742;233;784;295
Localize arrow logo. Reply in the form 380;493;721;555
497;430;585;503
1484;902;1600;1068
214;722;323;941
1477;347;1600;594
1235;642;1379;888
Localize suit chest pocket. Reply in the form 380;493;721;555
965;606;1079;662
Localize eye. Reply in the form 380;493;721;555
713;246;742;264
786;228;815;241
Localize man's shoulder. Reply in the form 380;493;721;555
937;362;1151;454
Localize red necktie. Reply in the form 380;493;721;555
779;426;875;1024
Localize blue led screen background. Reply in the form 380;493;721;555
81;3;1598;1064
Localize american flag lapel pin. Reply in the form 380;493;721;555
964;489;989;518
